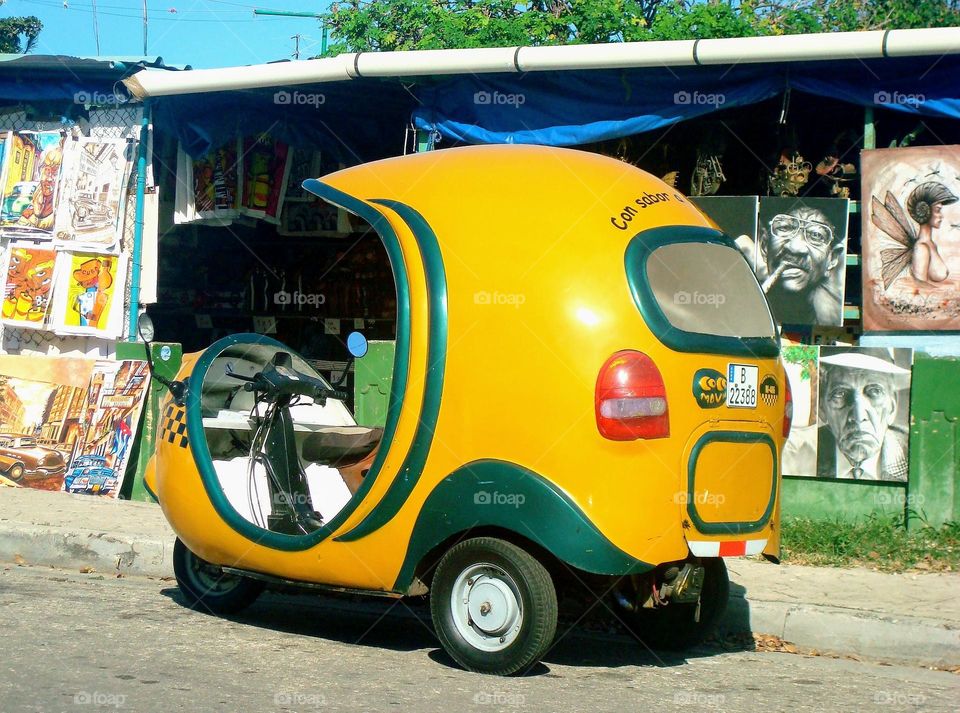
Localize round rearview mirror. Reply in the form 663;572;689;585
138;313;155;343
346;331;368;358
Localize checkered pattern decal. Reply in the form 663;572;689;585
160;404;189;449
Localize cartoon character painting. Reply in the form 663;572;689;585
18;146;63;231
0;132;65;238
50;252;127;337
71;257;114;329
2;246;57;327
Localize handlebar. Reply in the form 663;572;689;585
225;353;349;404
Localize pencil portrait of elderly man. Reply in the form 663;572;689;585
756;199;848;327
816;348;912;481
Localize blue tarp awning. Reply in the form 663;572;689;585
412;55;960;146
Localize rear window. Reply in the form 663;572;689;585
645;242;776;339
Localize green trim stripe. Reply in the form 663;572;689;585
625;226;780;359
336;199;448;542
393;460;653;590
686;430;778;535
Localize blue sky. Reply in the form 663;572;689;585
7;0;330;68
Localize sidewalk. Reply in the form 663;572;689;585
1;486;958;667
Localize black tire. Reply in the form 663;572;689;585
172;538;264;615
6;463;24;482
430;537;557;675
620;558;729;651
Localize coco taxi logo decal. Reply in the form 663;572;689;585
692;368;727;408
759;374;779;407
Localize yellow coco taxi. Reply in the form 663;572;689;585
144;144;788;676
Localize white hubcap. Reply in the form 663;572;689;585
451;563;523;652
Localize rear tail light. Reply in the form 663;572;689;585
595;350;669;440
783;373;793;438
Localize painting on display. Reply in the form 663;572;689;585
68;359;150;498
285;147;322;198
1;243;59;329
49;252;127;338
279;197;347;237
0;355;95;491
0;131;65;240
53;137;131;251
781;345;819;477
689;196;760;270
192;140;241;220
861;145;960;331
240;134;291;223
783;346;912;481
755;197;849;327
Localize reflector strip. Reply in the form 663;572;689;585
688;539;767;558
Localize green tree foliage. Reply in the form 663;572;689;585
0;0;42;54
321;0;960;54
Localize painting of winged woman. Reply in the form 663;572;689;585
861;146;960;330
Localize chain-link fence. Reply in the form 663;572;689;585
0;103;147;357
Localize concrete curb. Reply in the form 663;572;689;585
720;595;960;668
0;524;173;579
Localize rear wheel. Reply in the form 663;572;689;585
430;537;557;675
620;558;729;651
172;538;264;615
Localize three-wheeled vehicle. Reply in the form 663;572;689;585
144;145;788;675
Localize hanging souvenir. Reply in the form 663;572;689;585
690;152;725;196
768;150;812;197
240;134;291;224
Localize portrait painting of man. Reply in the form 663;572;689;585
756;197;849;327
816;347;912;482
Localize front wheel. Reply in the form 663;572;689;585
6;463;24;482
430;537;557;675
172;538;264;615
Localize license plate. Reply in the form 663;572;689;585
727;363;758;409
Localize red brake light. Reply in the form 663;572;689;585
783;372;793;438
595;350;669;440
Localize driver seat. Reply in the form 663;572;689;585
301;426;383;469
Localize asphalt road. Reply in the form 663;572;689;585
0;565;956;713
